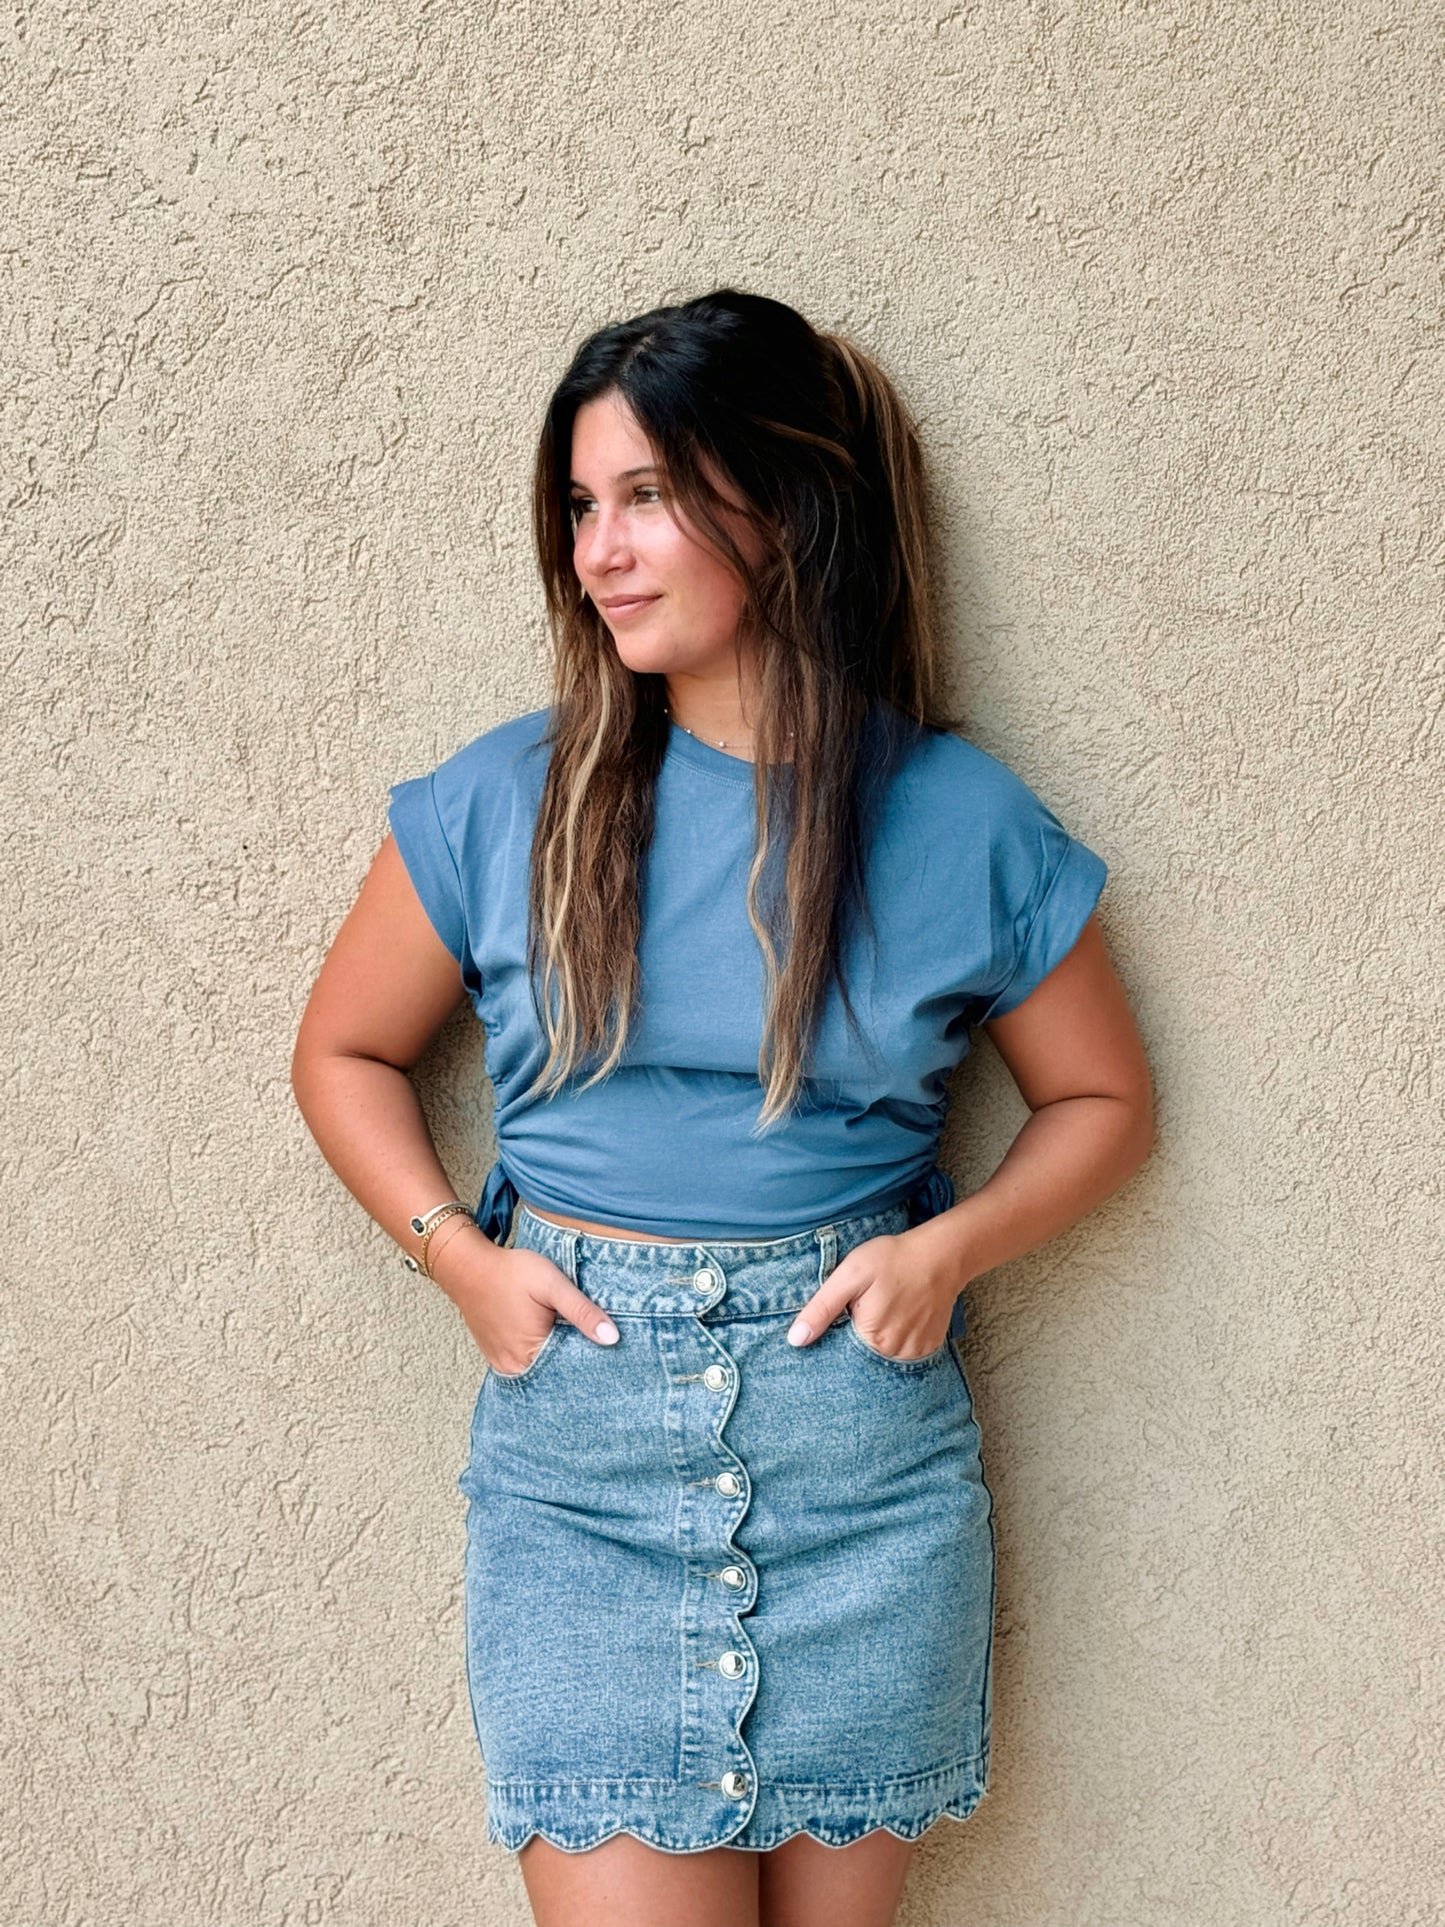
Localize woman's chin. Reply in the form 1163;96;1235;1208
610;638;682;676
610;635;745;683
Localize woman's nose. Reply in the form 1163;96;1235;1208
581;504;634;572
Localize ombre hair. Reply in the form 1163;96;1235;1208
523;288;965;1131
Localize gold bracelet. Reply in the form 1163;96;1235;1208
401;1201;475;1279
425;1210;481;1276
409;1198;470;1236
418;1204;474;1277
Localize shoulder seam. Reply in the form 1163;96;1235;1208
426;768;472;963
982;829;1074;1020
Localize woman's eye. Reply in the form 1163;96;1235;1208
568;487;662;520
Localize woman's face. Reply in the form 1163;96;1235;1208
568;389;762;688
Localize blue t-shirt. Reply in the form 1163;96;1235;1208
387;705;1107;1240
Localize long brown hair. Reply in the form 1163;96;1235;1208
524;288;966;1131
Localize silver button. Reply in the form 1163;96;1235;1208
719;1650;747;1678
692;1269;716;1294
719;1564;748;1590
721;1769;749;1799
703;1364;730;1391
715;1471;743;1497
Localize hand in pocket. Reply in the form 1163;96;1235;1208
449;1245;620;1376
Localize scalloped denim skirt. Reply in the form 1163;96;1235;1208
457;1179;996;1855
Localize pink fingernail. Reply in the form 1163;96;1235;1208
787;1319;812;1346
596;1320;619;1344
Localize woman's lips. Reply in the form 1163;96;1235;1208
602;596;660;619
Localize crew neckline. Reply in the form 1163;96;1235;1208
664;719;768;785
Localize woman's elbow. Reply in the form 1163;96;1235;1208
1123;1071;1158;1172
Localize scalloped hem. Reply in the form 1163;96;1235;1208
482;1747;990;1855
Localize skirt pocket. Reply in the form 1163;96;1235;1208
840;1308;954;1373
483;1314;567;1388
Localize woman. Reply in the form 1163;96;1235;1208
291;288;1154;1927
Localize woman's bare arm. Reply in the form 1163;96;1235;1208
290;836;620;1368
289;834;498;1292
907;911;1155;1290
784;914;1154;1353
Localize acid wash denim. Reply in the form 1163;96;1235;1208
457;1170;996;1854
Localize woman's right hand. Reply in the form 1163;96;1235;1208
431;1230;620;1377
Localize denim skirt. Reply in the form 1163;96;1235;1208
457;1175;996;1854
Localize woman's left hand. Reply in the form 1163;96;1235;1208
784;1230;967;1359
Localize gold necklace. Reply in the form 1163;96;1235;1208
664;705;795;750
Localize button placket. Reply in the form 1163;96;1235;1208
674;1256;760;1824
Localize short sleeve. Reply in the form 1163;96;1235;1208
387;771;467;963
974;778;1108;1024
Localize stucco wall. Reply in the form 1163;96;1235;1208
4;3;1440;1922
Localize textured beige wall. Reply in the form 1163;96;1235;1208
4;2;1440;1922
